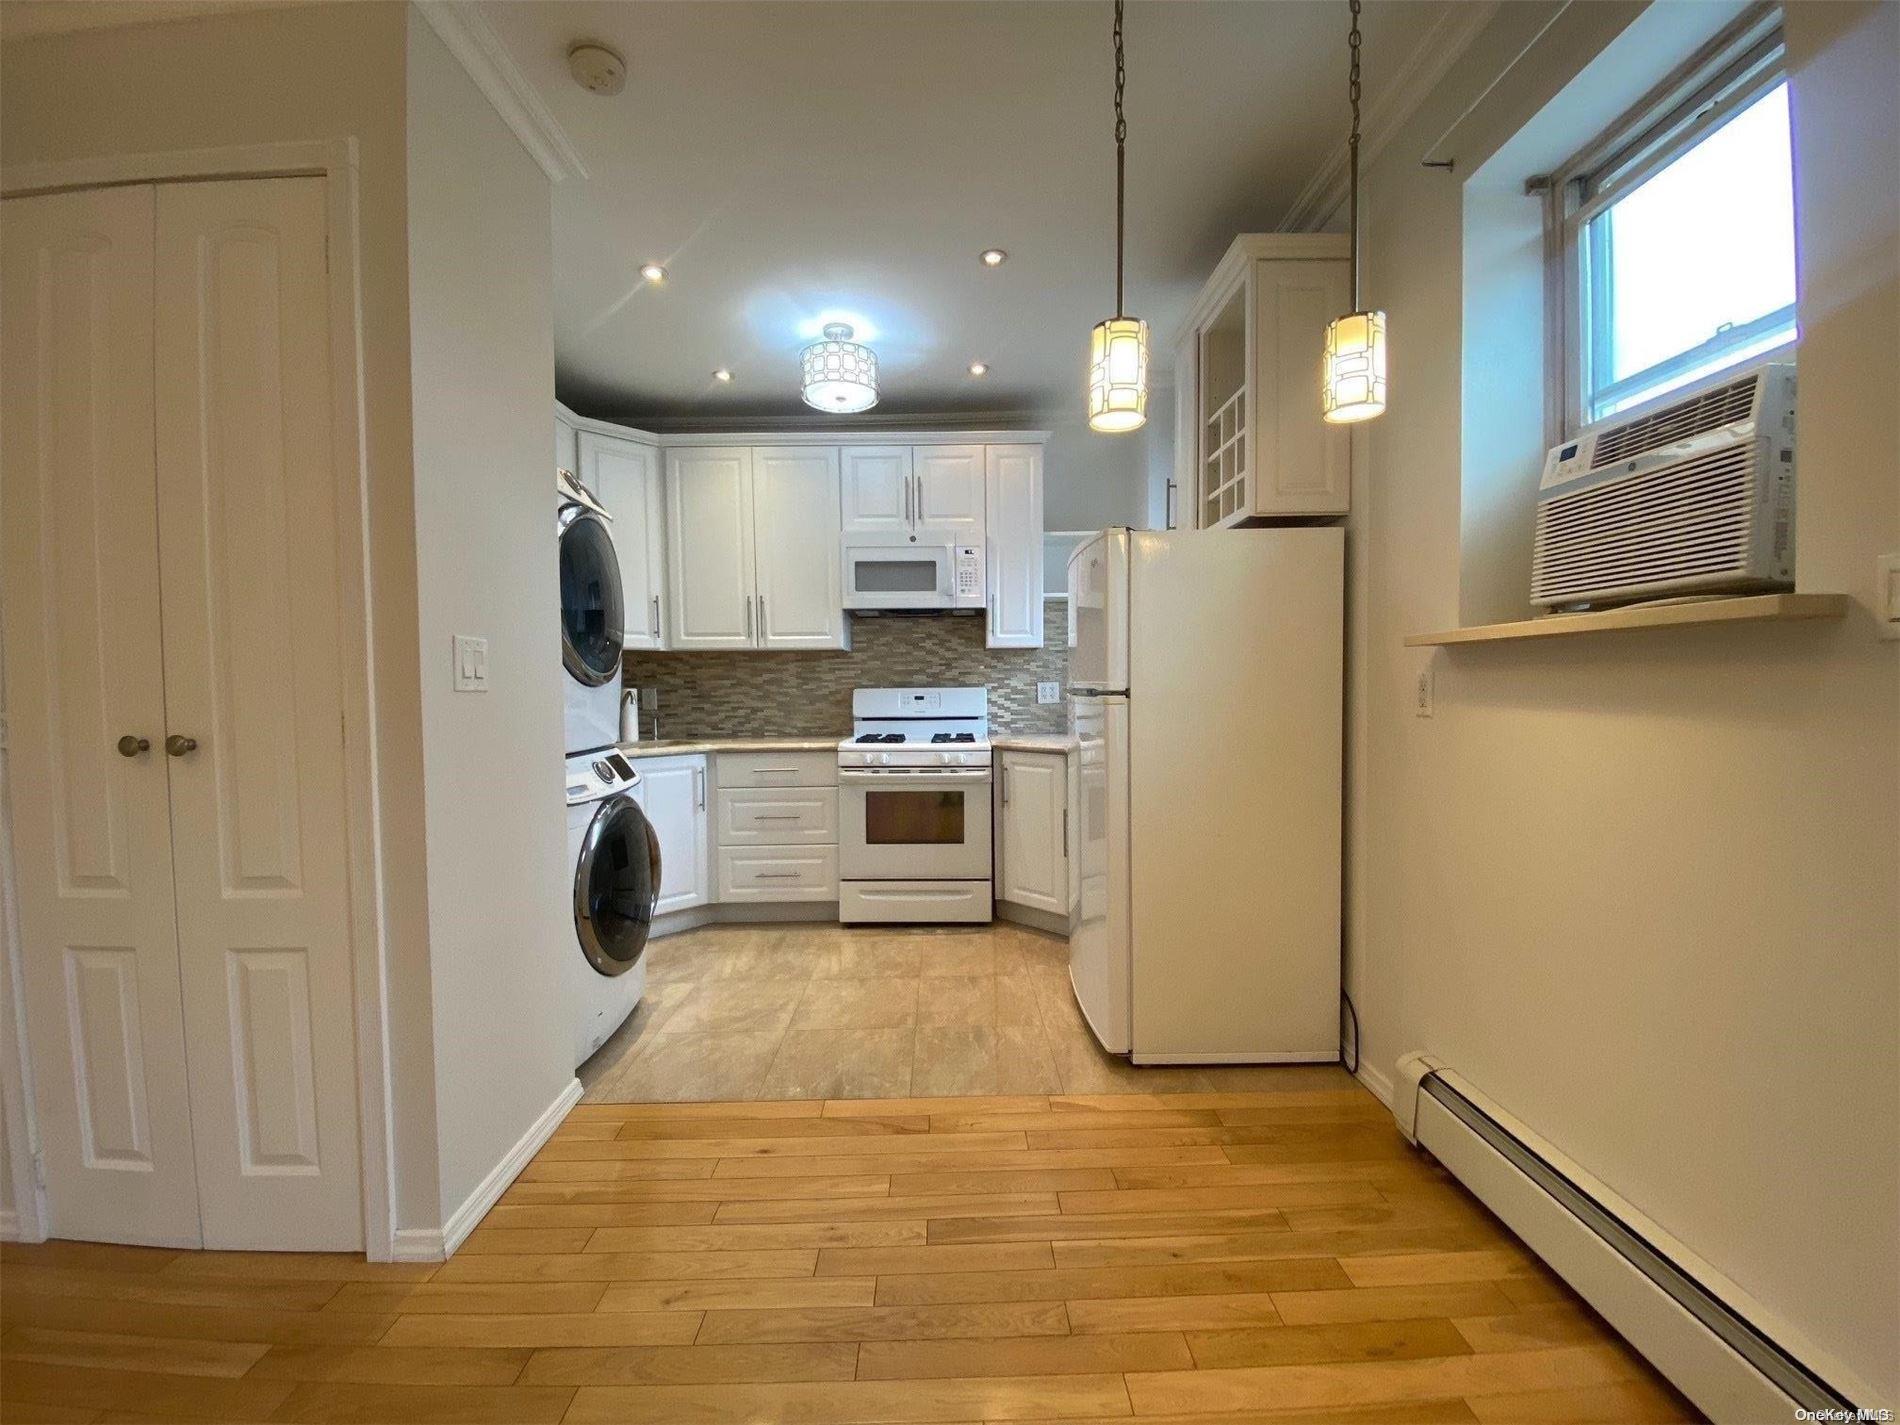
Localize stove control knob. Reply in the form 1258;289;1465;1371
937;751;952;765
876;752;890;765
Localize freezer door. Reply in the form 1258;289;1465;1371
1065;528;1129;694
1066;694;1130;1054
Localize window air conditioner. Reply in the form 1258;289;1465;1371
1531;364;1796;609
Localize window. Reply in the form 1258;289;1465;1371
1551;9;1796;433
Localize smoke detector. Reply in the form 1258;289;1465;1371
568;42;626;96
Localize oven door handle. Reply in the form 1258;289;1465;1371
838;768;993;788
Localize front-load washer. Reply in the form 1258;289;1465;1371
559;471;625;754
565;748;656;1067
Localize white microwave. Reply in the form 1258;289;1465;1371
842;540;985;611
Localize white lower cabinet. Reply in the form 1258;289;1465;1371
718;845;840;902
632;755;710;915
714;753;839;902
996;750;1069;917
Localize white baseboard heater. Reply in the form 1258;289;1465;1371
1392;1055;1863;1423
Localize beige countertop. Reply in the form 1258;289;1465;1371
616;732;1076;758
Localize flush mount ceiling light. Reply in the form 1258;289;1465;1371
712;368;733;383
980;249;1008;267
639;262;667;284
1086;0;1149;434
968;361;989;376
800;322;878;413
1321;0;1388;424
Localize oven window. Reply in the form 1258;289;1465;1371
854;559;941;594
864;788;966;844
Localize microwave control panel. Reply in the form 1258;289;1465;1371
954;545;984;605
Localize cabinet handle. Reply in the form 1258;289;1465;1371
117;735;150;758
757;594;766;638
651;594;661;639
694;766;705;809
755;871;803;880
1000;766;1009;805
1063;804;1069;856
905;475;914;526
753;813;801;820
165;734;198;757
744;595;753;642
1165;479;1178;530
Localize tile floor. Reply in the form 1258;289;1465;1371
580;922;1358;1103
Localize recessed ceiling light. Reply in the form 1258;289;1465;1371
639;263;667;283
980;248;1007;267
712;368;733;382
968;361;989;376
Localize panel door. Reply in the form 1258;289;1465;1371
984;445;1044;648
153;178;363;1250
1252;259;1351;516
998;752;1066;914
0;185;205;1247
840;445;912;535
580;431;667;649
665;448;757;649
634;757;709;915
912;445;986;541
752;446;846;650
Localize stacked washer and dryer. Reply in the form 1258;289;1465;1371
558;470;659;1068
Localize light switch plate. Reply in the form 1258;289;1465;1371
1037;681;1061;705
1414;662;1435;718
453;634;489;691
1878;553;1900;640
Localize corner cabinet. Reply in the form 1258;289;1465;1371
984;445;1044;648
1173;234;1352;526
631;754;710;915
578;430;667;650
996;749;1069;921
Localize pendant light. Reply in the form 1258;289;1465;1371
801;322;878;413
1321;0;1388;424
1087;0;1148;434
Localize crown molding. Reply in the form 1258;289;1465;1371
414;0;587;183
1280;1;1499;232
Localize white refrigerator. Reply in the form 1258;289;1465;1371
1066;527;1343;1062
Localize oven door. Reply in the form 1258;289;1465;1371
839;768;992;880
842;542;953;610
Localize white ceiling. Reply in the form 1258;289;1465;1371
481;1;1450;423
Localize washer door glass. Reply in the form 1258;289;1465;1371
575;794;659;976
560;506;624;687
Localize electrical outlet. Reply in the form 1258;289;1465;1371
1878;553;1900;640
1037;681;1061;705
452;634;489;692
1414;663;1434;718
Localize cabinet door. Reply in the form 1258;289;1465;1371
1;184;207;1249
665;447;757;649
635;756;709;914
582;431;667;649
555;410;579;475
984;445;1044;648
912;445;986;541
998;752;1066;914
840;445;913;535
1252;259;1351;516
752;446;847;649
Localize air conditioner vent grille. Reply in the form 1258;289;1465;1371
1533;444;1758;603
1590;375;1761;469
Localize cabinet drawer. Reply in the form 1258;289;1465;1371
716;750;837;789
717;787;838;846
717;845;838;902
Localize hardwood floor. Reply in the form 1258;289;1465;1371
0;1088;1701;1423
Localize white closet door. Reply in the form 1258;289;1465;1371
153;178;363;1250
752;446;846;649
1;186;205;1247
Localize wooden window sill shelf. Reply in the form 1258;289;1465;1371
1404;593;1849;647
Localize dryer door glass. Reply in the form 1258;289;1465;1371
575;794;659;976
559;507;624;686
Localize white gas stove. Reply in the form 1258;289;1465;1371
837;688;994;924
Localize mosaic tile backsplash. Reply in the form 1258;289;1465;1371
623;599;1070;739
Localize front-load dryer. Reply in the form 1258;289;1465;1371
565;748;656;1068
559;471;624;754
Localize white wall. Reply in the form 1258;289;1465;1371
1344;0;1898;1404
1039;409;1151;532
405;9;576;1228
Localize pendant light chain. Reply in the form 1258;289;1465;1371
1347;0;1363;311
1114;0;1128;319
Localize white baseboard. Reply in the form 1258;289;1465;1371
392;1077;582;1262
1356;1059;1394;1106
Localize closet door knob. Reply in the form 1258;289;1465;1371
165;735;198;757
117;735;150;757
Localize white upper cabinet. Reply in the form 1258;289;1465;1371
752;446;846;649
840;445;913;536
580;430;667;649
555;408;579;475
1176;234;1351;525
913;445;987;541
984;444;1044;648
666;447;758;649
